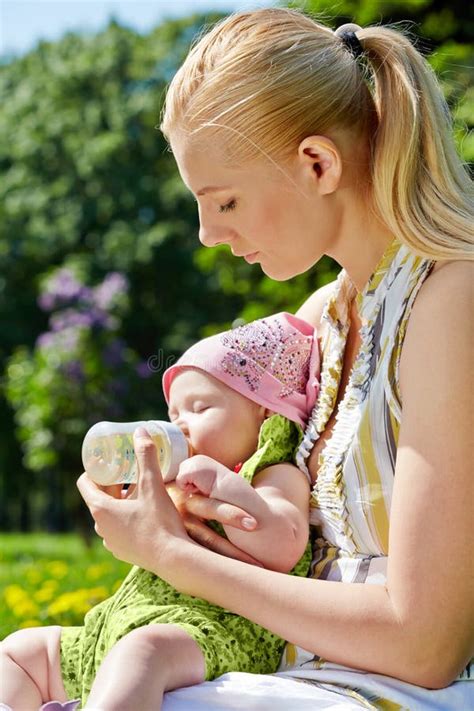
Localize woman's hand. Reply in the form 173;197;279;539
78;428;263;568
167;458;263;565
77;427;192;571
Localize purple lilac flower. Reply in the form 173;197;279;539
38;269;90;312
93;273;128;310
135;361;154;379
37;292;56;311
36;332;56;349
59;327;81;351
49;308;116;333
62;359;84;382
36;326;82;353
50;309;93;332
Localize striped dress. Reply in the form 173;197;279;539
276;236;473;709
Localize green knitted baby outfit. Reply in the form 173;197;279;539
60;414;312;704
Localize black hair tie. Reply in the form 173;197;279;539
335;23;364;60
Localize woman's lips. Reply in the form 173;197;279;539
243;252;259;263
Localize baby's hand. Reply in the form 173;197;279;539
176;455;236;498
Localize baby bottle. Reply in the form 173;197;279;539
81;421;190;485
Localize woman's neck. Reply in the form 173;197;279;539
331;208;395;295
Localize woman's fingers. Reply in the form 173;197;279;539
121;484;137;499
184;494;257;531
98;483;123;499
183;516;264;566
77;473;121;545
133;427;165;498
81;472;128;500
77;472;110;511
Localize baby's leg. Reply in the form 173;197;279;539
0;626;68;709
85;624;205;711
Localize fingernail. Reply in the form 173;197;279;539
134;426;148;438
242;517;257;530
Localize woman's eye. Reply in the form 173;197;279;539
219;199;236;213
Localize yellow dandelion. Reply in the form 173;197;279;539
34;586;56;603
4;585;28;609
42;579;59;591
46;586;109;619
13;599;40;619
47;592;79;617
46;561;69;579
86;563;111;581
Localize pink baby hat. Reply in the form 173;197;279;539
162;312;320;428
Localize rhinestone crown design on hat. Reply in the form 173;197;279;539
162;312;320;428
220;317;311;398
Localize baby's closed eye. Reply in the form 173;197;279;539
192;401;210;413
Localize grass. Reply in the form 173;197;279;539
0;533;131;639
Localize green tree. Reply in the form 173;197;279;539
0;2;470;531
0;15;244;530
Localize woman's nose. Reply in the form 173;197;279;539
198;224;228;248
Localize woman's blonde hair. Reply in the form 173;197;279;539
160;7;473;260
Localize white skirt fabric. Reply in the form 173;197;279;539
162;667;473;710
162;671;367;710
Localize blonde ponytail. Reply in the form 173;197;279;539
356;25;473;259
160;8;473;260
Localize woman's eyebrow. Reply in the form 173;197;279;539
196;185;231;196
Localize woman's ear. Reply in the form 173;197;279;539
297;135;343;196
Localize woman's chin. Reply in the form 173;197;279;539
260;262;302;282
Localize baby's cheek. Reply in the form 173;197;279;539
191;429;232;467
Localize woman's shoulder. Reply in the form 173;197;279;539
425;257;472;281
295;279;338;330
407;258;472;316
399;258;472;401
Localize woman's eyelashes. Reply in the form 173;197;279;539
219;199;237;213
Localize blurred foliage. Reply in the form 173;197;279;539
0;533;130;638
0;1;471;532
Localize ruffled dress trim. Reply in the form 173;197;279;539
295;237;407;552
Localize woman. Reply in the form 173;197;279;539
75;7;471;709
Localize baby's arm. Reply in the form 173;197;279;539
176;456;310;572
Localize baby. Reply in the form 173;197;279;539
0;312;320;711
